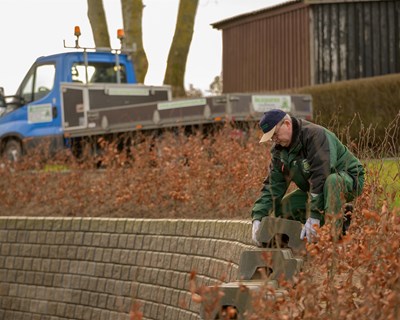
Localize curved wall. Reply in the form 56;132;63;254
0;217;252;320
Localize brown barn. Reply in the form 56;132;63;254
212;0;400;93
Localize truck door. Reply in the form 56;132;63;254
0;62;63;156
21;62;64;147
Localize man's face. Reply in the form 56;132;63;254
271;119;292;147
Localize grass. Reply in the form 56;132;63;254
364;158;400;208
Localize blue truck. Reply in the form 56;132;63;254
0;30;313;161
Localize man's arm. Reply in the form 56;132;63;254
251;154;289;221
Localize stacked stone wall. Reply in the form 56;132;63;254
0;217;252;320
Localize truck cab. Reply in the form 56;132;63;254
0;51;136;161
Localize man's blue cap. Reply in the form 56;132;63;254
259;109;286;143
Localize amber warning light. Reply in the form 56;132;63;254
117;29;125;40
74;26;81;37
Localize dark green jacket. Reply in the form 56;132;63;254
251;117;365;221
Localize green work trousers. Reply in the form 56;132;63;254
276;172;364;225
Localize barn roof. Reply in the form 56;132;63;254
212;0;384;29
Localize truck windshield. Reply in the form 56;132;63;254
71;62;127;84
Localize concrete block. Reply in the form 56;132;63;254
61;218;73;231
124;219;135;234
73;231;84;245
49;259;60;273
120;265;130;281
7;230;17;242
140;220;151;234
33;272;44;286
89;292;99;307
55;302;66;317
0;217;8;229
114;280;123;295
106;295;115;310
257;216;305;253
65;304;76;318
238;249;302;281
49;246;59;258
93;249;104;263
102;249;113;263
97;234;109;248
30;244;40;258
111;249;121;264
16;230;27;243
83;232;93;246
109;234;120;248
0;283;9;296
27;231;38;244
100;309;111;320
32;258;42;271
80;308;93;320
115;220;126;234
200;280;282;320
14;217;26;230
107;219;118;233
98;293;108;309
42;219;53;231
118;234;128;248
25;271;35;285
5;256;14;269
10;297;21;311
105;279;115;294
55;231;66;245
91;308;102;320
70;218;82;231
121;281;132;297
131;219;143;234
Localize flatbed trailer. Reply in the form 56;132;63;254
61;82;313;138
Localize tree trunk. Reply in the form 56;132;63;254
87;0;111;48
163;0;199;97
121;0;148;84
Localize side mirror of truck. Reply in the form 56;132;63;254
5;95;25;109
0;87;6;116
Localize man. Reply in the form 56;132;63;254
251;109;365;246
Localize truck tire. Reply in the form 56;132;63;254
3;139;23;162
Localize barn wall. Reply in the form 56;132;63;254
312;0;400;84
220;2;311;93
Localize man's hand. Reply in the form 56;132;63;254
300;217;320;243
252;220;262;247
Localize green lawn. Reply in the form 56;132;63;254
364;158;400;209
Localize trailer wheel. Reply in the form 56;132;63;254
3;139;23;162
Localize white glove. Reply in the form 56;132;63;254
252;220;262;247
300;218;320;243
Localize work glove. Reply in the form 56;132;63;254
252;220;262;247
300;217;320;243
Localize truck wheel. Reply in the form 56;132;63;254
3;139;23;162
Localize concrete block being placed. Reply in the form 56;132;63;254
257;217;305;253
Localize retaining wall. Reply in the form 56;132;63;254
0;217;253;320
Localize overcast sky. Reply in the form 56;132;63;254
0;0;285;95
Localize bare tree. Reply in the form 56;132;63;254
163;0;199;97
87;0;198;92
208;74;223;95
186;84;203;97
121;0;148;83
87;0;111;48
